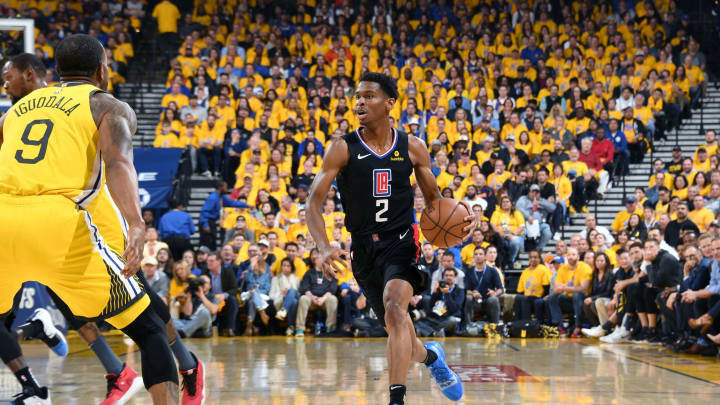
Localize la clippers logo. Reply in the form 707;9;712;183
373;169;391;197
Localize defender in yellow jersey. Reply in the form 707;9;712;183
0;35;178;403
0;75;147;323
2;52;204;404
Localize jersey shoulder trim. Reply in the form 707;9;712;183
354;128;398;159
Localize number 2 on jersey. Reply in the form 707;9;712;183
376;199;388;222
15;119;53;164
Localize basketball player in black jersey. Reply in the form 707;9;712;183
308;73;473;404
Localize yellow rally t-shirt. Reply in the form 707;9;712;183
517;264;552;298
555;262;593;297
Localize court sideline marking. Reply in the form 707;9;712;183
576;342;720;387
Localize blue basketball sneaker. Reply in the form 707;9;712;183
24;309;68;357
424;341;463;401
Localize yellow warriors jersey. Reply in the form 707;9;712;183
0;83;105;208
0;82;148;328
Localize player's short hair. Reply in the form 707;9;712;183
358;72;398;99
55;34;105;77
10;53;46;77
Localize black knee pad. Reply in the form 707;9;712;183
135;272;171;324
0;322;22;364
121;307;178;388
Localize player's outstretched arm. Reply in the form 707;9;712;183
308;138;349;280
92;92;144;278
408;136;476;239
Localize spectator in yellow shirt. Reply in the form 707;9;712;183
514;250;552;321
461;230;486;264
490;195;525;267
612;196;644;234
287;209;310;243
161;83;189;109
152;0;181;60
500;112;528;141
562;146;592;214
548;247;593;336
693;148;711;173
689;195;715;232
154;120;181;148
487;158;511;193
695;130;718;161
197;114;225;176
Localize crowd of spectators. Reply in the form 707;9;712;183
149;0;709;270
0;0;141;95
5;0;720;354
137;0;720;354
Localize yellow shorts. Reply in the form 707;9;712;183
0;193;148;328
86;185;127;254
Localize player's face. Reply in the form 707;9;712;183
2;63;25;104
354;81;394;126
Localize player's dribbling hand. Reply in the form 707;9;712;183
320;246;349;281
121;225;145;278
459;201;477;242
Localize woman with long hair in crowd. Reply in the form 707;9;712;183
157;247;175;280
582;253;614;330
490;195;525;268
182;249;203;276
626;214;648;241
169;262;196;302
270;258;300;336
693;171;710;196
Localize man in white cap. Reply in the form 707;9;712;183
142;256;170;304
407;116;423;138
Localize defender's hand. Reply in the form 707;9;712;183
121;225;145;278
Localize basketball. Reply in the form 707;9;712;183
419;198;472;248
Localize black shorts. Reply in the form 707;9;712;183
351;224;428;326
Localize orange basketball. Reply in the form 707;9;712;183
419;198;472;248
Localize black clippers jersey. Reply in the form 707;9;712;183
336;128;415;235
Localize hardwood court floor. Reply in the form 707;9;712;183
4;334;720;404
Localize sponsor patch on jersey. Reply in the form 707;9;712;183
373;169;391;197
390;150;404;162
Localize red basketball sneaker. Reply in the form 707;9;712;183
180;353;205;405
101;364;143;405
